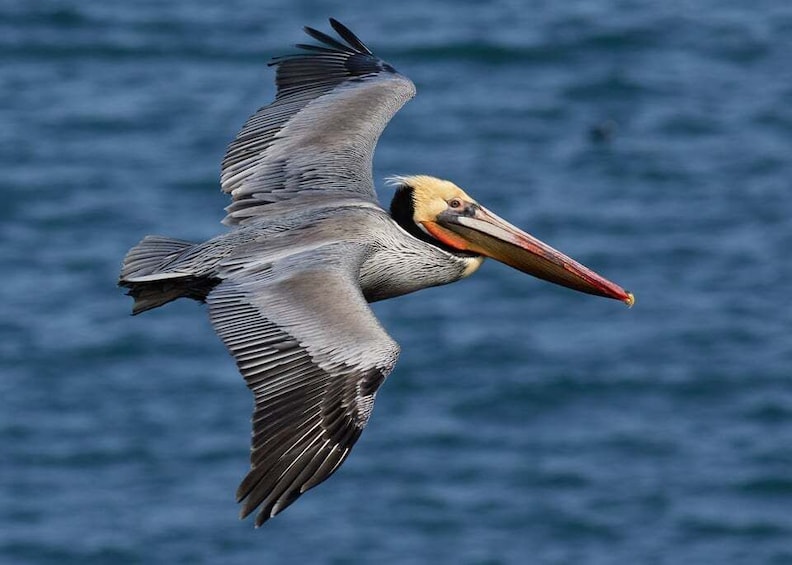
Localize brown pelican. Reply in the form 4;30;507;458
119;19;633;526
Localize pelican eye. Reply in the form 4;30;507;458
448;199;463;209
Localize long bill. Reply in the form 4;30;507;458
433;205;634;306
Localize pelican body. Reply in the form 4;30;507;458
119;20;633;526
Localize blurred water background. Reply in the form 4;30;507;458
2;1;792;563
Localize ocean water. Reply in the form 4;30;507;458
2;1;792;563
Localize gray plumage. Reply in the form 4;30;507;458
220;21;415;225
119;20;474;526
120;18;635;526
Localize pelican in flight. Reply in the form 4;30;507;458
119;19;633;526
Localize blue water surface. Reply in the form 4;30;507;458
2;1;792;563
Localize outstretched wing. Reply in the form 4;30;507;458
221;18;416;226
207;243;400;526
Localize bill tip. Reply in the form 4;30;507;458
624;292;635;308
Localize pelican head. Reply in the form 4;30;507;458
389;175;634;305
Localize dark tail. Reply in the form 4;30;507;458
118;236;219;315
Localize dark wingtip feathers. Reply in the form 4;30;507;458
329;18;373;55
302;24;354;54
268;19;373;67
301;19;373;57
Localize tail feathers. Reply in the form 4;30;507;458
119;235;194;281
124;276;219;315
119;235;218;315
125;281;189;315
